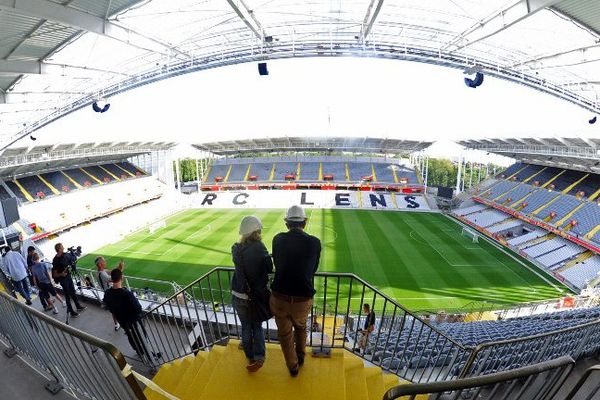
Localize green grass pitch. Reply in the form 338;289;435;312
79;209;570;311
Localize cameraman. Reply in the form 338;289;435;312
52;243;85;318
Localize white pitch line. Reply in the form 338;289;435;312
163;223;212;254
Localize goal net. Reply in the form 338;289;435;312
148;220;166;234
461;227;480;243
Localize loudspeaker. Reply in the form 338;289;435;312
258;62;268;76
0;198;19;228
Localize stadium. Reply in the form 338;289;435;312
0;1;600;400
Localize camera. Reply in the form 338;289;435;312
66;245;82;272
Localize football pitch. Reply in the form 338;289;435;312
80;209;570;311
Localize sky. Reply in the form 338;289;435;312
28;57;600;163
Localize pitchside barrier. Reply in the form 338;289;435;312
190;190;431;211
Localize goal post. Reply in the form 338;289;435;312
461;227;480;243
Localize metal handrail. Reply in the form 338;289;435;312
564;364;600;399
383;355;575;400
458;316;600;379
0;290;146;399
138;267;472;382
143;267;467;350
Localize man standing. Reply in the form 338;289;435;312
52;243;85;318
95;256;121;331
103;269;152;360
3;246;33;305
356;303;376;353
31;253;60;314
270;205;321;377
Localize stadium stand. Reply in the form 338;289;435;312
20;176;164;235
299;162;320;181
206;164;230;182
536;195;581;221
523;237;567;258
520;188;560;214
465;209;511;228
454;204;487;216
487;219;523;234
513;164;543;182
203;156;418;186
498;162;525;178
566;202;600;237
536;241;585;269
554;169;587;192
495;184;534;205
483;181;519;199
527;166;562;187
561;256;600;289
226;163;249;182
506;229;547;246
0;183;12;200
570;173;600;199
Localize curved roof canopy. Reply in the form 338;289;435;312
459;137;600;173
1;0;600;149
194;136;431;156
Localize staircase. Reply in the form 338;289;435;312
145;340;420;400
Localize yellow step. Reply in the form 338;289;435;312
344;356;369;400
555;203;585;227
37;175;60;195
563;173;589;195
60;171;83;189
296;162;301;180
98;165;120;181
200;341;346;400
268;163;276;181
114;163;135;177
541;169;565;188
182;345;227;399
12;179;34;202
365;367;386;400
80;168;103;184
145;359;186;400
223;165;233;183
243;164;252;181
343;163;348;181
557;251;595;273
371;164;378;182
506;164;529;180
172;352;208;398
523;166;546;183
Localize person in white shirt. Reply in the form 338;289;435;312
3;246;32;305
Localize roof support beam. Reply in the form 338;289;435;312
442;0;562;52
0;0;190;58
360;0;384;42
226;0;265;40
0;59;129;77
513;43;600;68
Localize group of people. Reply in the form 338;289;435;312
1;243;86;318
231;205;321;376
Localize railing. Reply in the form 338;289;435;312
0;290;146;400
138;267;473;383
458;318;600;379
383;355;574;400
565;364;600;399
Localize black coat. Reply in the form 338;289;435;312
271;229;321;297
231;241;273;296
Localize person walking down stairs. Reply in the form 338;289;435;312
270;205;321;377
231;215;273;373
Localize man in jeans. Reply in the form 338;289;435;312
3;246;32;305
270;205;321;377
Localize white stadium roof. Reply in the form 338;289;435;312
459;137;600;173
1;0;600;150
193;137;431;156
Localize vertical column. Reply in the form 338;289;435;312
175;158;181;192
456;154;463;194
195;158;201;189
424;156;429;189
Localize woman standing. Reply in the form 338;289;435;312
231;216;273;372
